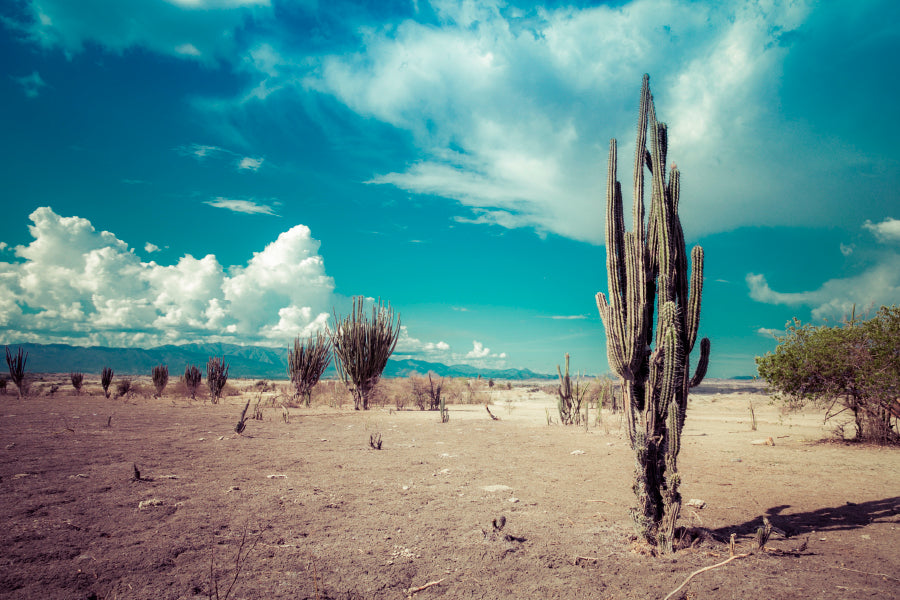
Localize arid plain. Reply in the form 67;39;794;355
1;378;897;600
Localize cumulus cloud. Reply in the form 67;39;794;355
746;252;900;321
0;207;334;347
204;197;278;215
144;242;160;253
13;70;47;98
8;0;272;64
756;327;781;339
395;326;451;357
863;217;900;243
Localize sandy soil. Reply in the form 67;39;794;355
1;379;898;600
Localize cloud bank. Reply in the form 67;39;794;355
0;207;333;347
747;218;900;321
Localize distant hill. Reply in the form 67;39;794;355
4;342;553;381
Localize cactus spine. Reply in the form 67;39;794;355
596;74;711;552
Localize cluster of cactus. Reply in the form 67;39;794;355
206;356;229;404
151;364;169;398
330;296;400;410
596;75;711;552
184;365;202;399
288;331;332;407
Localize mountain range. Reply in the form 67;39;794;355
3;342;554;381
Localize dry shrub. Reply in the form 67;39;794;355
308;380;353;408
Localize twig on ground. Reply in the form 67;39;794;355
485;405;500;420
662;553;750;600
407;578;446;597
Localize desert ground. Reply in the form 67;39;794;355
0;378;897;600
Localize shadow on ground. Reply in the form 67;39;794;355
714;496;900;539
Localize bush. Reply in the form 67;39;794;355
756;305;900;444
101;367;114;399
183;365;202;400
5;346;28;400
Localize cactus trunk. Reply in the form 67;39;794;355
596;75;711;552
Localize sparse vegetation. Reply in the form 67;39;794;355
101;367;114;399
595;75;710;552
330;296;400;410
207;357;230;404
152;364;169;398
116;379;132;398
184;365;202;400
70;372;84;395
756;305;900;444
5;346;28;400
288;331;332;407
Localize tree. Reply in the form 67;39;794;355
756;305;900;444
596;75;710;552
207;356;229;404
288;331;332;407
330;296;400;410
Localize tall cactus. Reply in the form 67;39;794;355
596;74;711;552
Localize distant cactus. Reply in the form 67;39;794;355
556;354;588;426
288;331;332;407
5;346;28;400
101;367;114;399
151;364;169;398
206;356;229;404
70;372;84;395
595;75;711;552
183;365;202;400
330;297;400;410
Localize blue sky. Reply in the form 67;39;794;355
0;0;898;377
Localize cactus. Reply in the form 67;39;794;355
288;331;332;407
70;372;84;395
595;74;711;552
183;364;202;400
151;364;169;398
5;346;28;400
330;296;400;410
101;367;114;399
206;356;229;404
556;353;589;425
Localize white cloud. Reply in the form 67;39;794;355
546;315;588;320
144;242;160;253
840;243;854;256
395;326;451;357
204;197;278;215
756;327;780;339
0;207;333;347
238;156;264;171
746;252;900;321
293;0;818;242
863;217;900;243
9;0;272;64
180;143;224;160
13;71;47;98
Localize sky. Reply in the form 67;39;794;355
0;0;898;377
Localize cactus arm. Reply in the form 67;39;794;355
689;338;711;388
686;245;704;352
